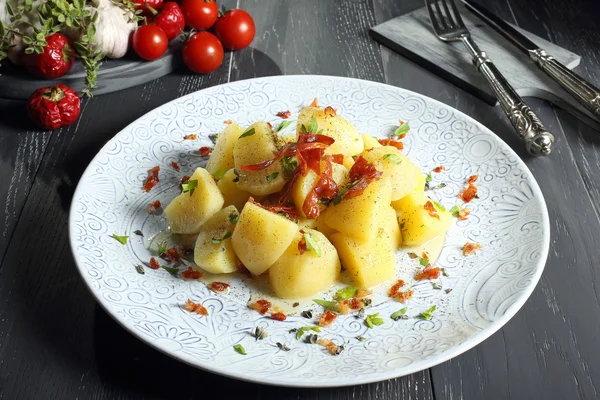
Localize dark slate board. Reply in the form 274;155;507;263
0;40;183;100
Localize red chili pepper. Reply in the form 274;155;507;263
23;33;74;78
302;156;338;218
27;84;80;130
153;2;185;41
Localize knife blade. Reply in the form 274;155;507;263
463;0;600;120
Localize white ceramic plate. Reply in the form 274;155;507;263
69;75;550;387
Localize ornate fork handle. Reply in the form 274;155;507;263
461;37;554;156
530;49;600;119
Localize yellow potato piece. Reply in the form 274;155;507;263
233;121;286;196
395;192;452;247
291;163;350;217
378;206;402;250
322;177;392;242
164;167;224;234
269;229;341;298
205;123;244;176
194;206;239;274
276;133;296;147
218;169;253;210
342;155;355;171
330;230;396;289
296;106;363;157
361;146;422;201
362;133;383;150
231;202;298;275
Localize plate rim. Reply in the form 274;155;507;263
68;74;551;388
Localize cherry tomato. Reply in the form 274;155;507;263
181;0;218;30
182;31;224;74
214;9;255;50
132;25;169;61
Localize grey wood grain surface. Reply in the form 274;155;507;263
1;0;600;399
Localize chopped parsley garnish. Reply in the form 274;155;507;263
430;182;447;190
383;153;402;164
233;344;247;355
282;156;298;178
332;180;360;205
296;326;321;340
432;199;446;212
449;205;461;217
419;305;437;320
304;232;321;257
425;173;432;183
181;179;198;196
419;256;430;267
161;265;179;276
433;282;442;290
301;310;313;319
307;116;318;133
334;286;358;302
445;288;453;294
239;128;256;138
135;265;145;274
212;169;225;180
211;231;232;243
441;268;449;277
266;172;279;181
228;212;239;224
313;299;338;310
276;342;291;351
364;312;385;329
275;120;295;132
394;121;410;136
158;242;168;256
251;326;268;340
390;307;408;321
134;230;144;237
110;234;128;245
208;133;220;144
356;335;367;341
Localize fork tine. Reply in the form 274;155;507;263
424;0;443;34
446;0;466;28
432;0;448;29
440;0;455;28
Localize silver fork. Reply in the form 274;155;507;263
425;0;554;156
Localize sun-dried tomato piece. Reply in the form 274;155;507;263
146;200;162;214
378;138;404;150
324;106;336;117
329;154;344;164
181;267;202;279
388;279;406;297
249;299;272;315
303;157;338;218
424;201;440;220
394;289;414;304
348;297;364;310
463;242;483;256
171;161;180;170
224;119;233;124
276;110;292;119
199;146;212;156
298;236;307;254
458;208;470;221
248;197;299;221
433;165;445;173
459;185;477;203
416;265;441;280
467;175;478;184
185;299;208;315
149;257;161;270
318;310;337;327
271;312;287;321
183;134;197;140
209;281;230;292
143;166;160;192
160;248;181;263
178;175;190;190
309;98;318;108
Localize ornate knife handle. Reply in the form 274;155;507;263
461;37;554;156
530;49;600;119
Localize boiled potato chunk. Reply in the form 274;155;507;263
164;167;224;234
206;123;244;175
379;206;402;250
233;121;286;196
218;169;253;210
269;229;341;298
322;177;392;242
395;192;452;247
276;133;296;147
330;230;396;289
296;106;363;157
291;163;350;217
362;133;383;150
342;155;355;171
231;202;298;275
390;172;426;210
361;146;422;201
194;206;239;274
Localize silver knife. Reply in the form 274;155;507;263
463;0;600;120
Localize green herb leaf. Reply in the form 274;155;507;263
383;153;402;164
391;307;408;321
304;233;321;257
110;234;128;245
161;265;179;276
181;179;198;196
313;299;338;310
212;169;225;180
432;199;446;212
334;286;358;302
364;312;385;329
158;242;168;256
239;128;256;138
275;120;294;132
307;117;318;134
419;305;437;320
228;212;239;224
282;156;299;178
300;124;308;134
394;121;410;136
211;231;232;243
233;344;247;355
266;172;279;181
433;282;442;290
332;180;360;205
419;256;430;267
425;173;432;183
449;205;461;217
296;326;321;340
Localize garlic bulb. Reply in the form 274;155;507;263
90;0;136;59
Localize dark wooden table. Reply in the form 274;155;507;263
1;0;599;398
